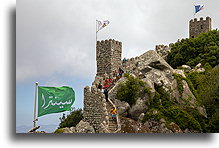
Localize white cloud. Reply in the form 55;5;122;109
17;0;219;82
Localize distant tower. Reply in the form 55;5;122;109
96;39;122;77
189;16;212;38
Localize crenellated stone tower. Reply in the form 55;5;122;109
96;39;122;77
189;16;212;38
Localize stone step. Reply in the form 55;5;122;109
109;127;117;130
109;123;117;125
109;119;116;121
109;128;117;131
109;126;117;128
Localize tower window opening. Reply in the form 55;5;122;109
201;25;203;29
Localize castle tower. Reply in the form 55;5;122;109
96;39;122;77
189;16;212;38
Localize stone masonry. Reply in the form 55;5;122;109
83;85;109;133
82;17;212;133
155;43;173;60
189;16;212;38
83;39;123;133
96;39;122;77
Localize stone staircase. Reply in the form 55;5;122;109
106;102;118;132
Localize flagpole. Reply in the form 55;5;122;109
193;5;195;18
33;82;38;128
96;20;97;45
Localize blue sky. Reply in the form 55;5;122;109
16;76;93;127
16;0;219;132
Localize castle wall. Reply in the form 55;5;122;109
189;17;212;38
155;43;173;60
96;39;122;77
83;85;109;132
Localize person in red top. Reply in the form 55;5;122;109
103;79;109;89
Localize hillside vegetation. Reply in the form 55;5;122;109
186;65;219;132
58;108;83;129
166;31;219;132
167;30;219;68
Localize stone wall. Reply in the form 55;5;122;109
189;17;212;38
83;85;109;133
155;43;173;60
96;39;122;77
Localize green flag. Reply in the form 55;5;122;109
38;86;75;117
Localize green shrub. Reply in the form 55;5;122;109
173;73;184;97
54;128;64;133
142;109;165;123
58;108;83;129
174;73;199;101
145;85;203;132
197;66;219;132
116;75;151;106
162;106;202;132
167;30;219;68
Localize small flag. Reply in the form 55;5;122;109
96;20;110;32
195;5;204;14
38;86;75;117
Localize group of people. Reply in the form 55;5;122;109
113;67;124;81
96;68;125;120
97;67;125;102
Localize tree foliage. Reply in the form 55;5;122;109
58;108;83;129
116;74;151;106
167;30;219;68
189;65;219;132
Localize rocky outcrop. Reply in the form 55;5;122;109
122;50;199;105
113;99;130;117
57;120;95;133
178;63;205;73
120;117;151;133
144;120;173;133
81;41;209;133
28;131;46;133
181;65;192;73
123;50;174;93
76;120;95;133
128;97;149;120
192;63;205;73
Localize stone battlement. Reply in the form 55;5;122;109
83;85;109;133
155;43;173;60
96;39;122;77
189;16;212;38
97;39;122;46
189;16;211;23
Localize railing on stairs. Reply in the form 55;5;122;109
107;95;121;133
100;75;123;133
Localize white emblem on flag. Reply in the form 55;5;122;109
96;20;110;32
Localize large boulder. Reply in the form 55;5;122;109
63;127;76;133
123;50;173;75
123;50;175;93
191;63;205;73
169;122;182;133
75;120;95;133
143;120;173;133
170;78;196;106
128;97;149;120
181;65;192;73
114;99;130;117
120;117;150;133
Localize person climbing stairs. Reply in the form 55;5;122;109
106;102;118;132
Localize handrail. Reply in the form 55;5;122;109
107;84;121;133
